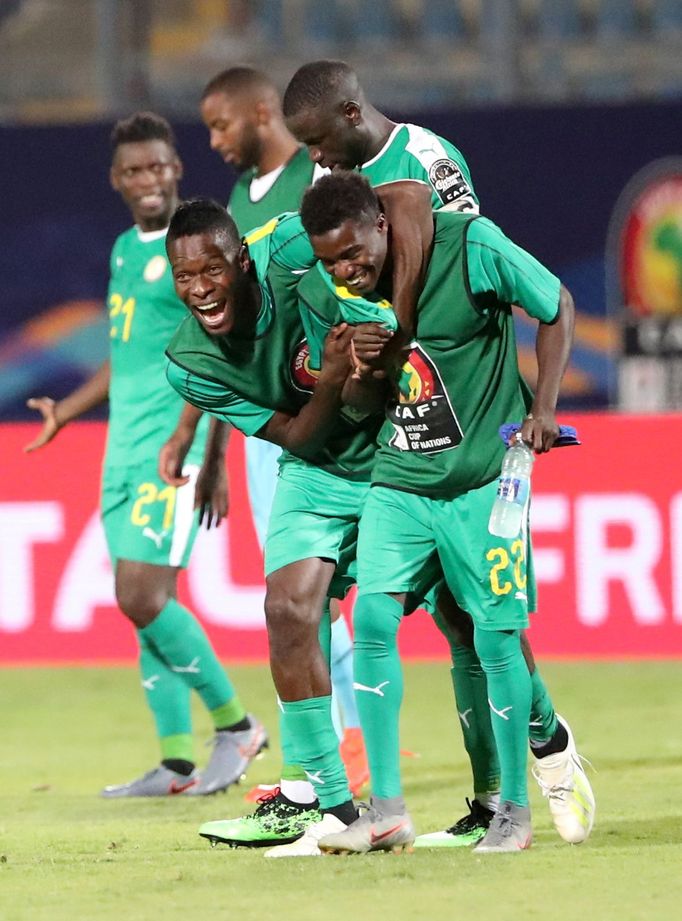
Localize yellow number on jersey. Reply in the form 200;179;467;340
109;293;136;342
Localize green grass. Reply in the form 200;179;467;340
2;661;682;921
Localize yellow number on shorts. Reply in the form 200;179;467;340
131;483;157;526
109;293;136;342
487;542;527;596
131;482;177;529
157;485;177;531
511;539;527;590
487;547;512;596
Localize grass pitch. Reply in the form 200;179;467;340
2;661;682;921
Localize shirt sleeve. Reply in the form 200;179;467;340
166;360;275;436
266;212;317;274
465;217;561;323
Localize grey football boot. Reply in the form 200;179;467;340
474;801;532;853
191;714;268;795
101;764;198;797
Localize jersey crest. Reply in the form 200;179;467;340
290;339;319;393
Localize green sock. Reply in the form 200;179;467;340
353;593;404;799
139;632;194;762
528;667;559;744
141;599;245;719
474;628;531;807
449;647;501;796
276;602;333;785
280;696;350;808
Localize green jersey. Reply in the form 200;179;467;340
228;147;318;235
106;226;208;468
361;123;479;213
299;211;561;499
165;214;381;481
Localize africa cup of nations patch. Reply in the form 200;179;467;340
388;344;463;454
429;158;470;206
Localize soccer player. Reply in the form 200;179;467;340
24;113;266;797
285;60;587;847
298;171;595;854
163;199;385;855
198;65;370;804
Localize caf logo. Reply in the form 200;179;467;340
610;159;682;317
290;339;319;392
144;255;167;283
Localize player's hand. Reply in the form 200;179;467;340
520;409;559;454
351;323;394;380
158;432;193;486
195;462;228;529
24;397;62;452
319;323;354;385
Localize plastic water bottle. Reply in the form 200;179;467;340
488;433;534;539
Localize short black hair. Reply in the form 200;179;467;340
166;198;242;253
282;60;356;118
202;65;277;101
110;111;176;151
300;171;381;238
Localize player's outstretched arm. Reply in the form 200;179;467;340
522;284;575;454
258;324;354;457
24;359;111;453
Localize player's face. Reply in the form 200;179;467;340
309;215;388;295
201;92;261;171
110;140;181;231
286;107;364;171
168;232;242;337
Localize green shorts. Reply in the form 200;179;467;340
357;480;536;631
101;461;201;569
264;460;370;599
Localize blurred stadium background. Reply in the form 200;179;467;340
1;1;681;662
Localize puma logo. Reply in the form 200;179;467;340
489;698;513;721
142;527;168;549
304;770;324;786
353;680;390;697
141;674;160;691
458;708;473;730
171;656;201;674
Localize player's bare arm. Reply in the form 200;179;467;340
159;408;230;529
377;180;433;337
258;324;353;456
194;417;230;528
522;284;575;454
24;359;111;453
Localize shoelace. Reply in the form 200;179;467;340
447;797;489;833
532;753;595;800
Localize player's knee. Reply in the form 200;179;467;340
115;580;169;628
473;627;522;674
353;593;402;651
264;587;318;653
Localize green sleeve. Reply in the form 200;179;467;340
165;360;274;436
268;212;317;273
465;217;560;322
